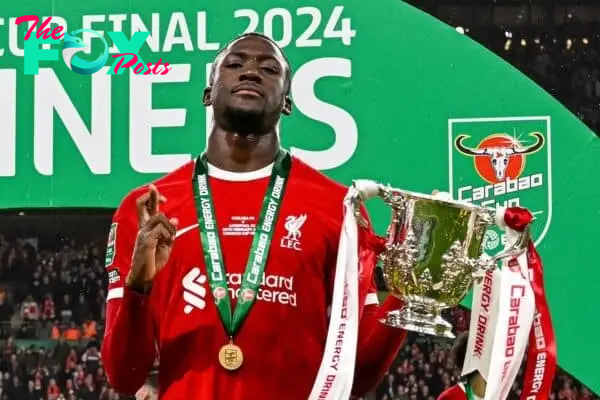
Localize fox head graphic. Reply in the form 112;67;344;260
61;29;108;75
61;31;89;70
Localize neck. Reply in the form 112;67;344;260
468;373;487;398
205;127;280;172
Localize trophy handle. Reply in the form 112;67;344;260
472;210;532;278
350;179;390;227
491;224;531;262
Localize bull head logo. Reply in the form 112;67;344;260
454;132;544;182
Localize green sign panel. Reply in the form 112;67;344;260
0;0;598;393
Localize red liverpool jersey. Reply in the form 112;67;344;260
102;155;407;399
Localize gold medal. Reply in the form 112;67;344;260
218;342;244;371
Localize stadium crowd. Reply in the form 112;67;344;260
457;20;600;138
0;235;113;400
0;233;597;399
373;307;597;400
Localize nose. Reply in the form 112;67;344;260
239;68;262;83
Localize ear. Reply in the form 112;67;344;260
202;87;212;107
282;95;292;116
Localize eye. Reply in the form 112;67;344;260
226;62;242;69
261;66;279;74
261;62;281;75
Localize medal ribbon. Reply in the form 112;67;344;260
192;149;292;337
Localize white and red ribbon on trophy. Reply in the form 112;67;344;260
308;181;381;400
462;207;557;400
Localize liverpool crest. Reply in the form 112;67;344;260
448;116;552;254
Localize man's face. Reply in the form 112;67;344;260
204;35;291;134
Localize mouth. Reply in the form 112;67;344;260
232;85;264;98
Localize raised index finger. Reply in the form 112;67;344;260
148;184;168;214
136;185;168;228
135;192;152;226
148;184;160;216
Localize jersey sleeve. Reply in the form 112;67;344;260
101;190;156;395
364;276;380;308
104;198;134;302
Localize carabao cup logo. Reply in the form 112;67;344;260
62;29;108;75
454;132;545;184
448;117;552;253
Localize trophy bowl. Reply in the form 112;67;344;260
370;186;499;339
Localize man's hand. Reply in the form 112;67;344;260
125;184;178;293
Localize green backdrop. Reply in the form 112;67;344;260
0;0;597;393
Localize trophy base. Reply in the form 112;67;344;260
379;303;455;339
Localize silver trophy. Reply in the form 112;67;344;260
350;181;529;338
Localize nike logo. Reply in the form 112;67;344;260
175;224;198;238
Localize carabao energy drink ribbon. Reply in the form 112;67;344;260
309;180;380;400
462;207;556;400
309;186;360;400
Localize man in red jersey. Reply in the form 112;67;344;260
438;332;486;400
101;32;407;400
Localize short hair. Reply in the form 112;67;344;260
208;32;292;93
451;331;469;371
